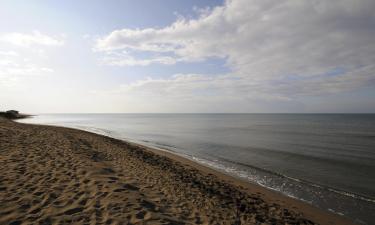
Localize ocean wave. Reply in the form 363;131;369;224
211;155;375;204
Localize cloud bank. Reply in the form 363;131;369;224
0;31;64;47
95;0;375;110
0;31;61;88
0;51;53;88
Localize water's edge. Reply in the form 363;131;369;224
19;121;358;223
19;114;375;225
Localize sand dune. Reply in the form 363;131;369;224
0;118;352;224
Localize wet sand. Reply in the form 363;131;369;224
0;118;353;224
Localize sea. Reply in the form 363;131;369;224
21;113;375;224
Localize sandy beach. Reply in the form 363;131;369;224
0;117;353;225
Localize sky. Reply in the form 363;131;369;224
1;0;375;113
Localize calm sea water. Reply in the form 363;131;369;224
21;114;375;224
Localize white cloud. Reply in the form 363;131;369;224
0;50;54;88
0;31;64;47
96;0;375;99
0;31;61;88
0;50;18;56
94;66;375;112
101;54;177;66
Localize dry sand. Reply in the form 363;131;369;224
0;118;354;225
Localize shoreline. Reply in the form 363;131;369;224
1;117;354;224
129;143;354;225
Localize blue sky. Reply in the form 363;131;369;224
1;0;375;113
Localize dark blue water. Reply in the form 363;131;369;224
21;114;375;224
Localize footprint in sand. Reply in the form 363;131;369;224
122;183;139;191
63;207;83;215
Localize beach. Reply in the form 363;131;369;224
0;117;353;225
